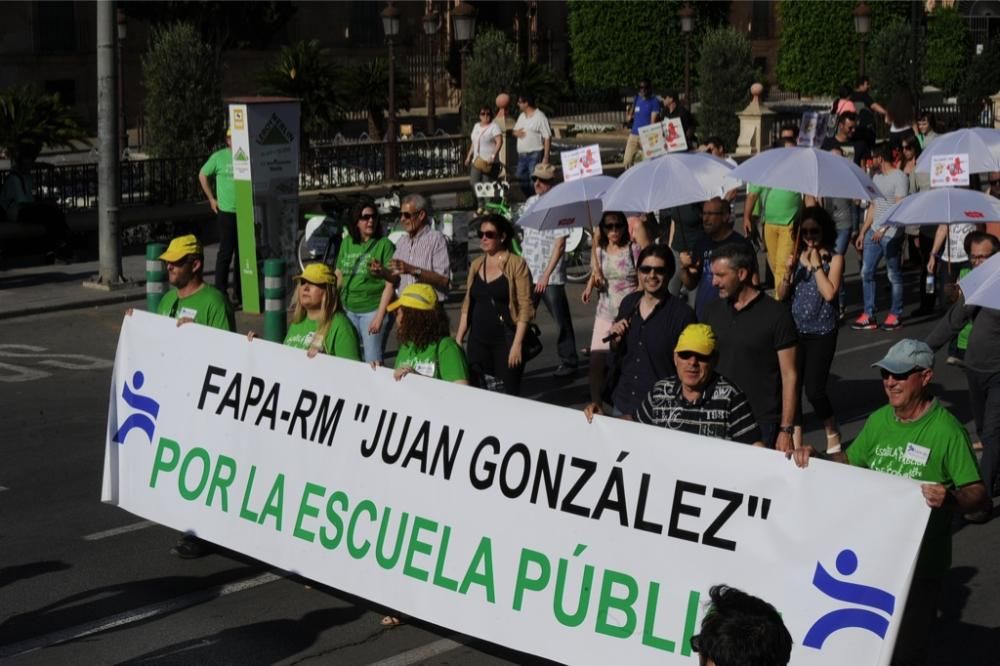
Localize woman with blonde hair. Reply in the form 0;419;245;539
283;263;361;359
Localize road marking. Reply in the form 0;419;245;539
364;638;464;666
82;520;156;541
0;572;282;659
0;485;8;492
834;339;893;357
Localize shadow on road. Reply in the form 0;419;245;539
0;560;72;589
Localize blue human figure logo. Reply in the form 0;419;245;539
803;549;897;649
112;371;160;444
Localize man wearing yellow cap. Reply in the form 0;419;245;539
586;324;763;446
157;234;235;333
198;128;240;307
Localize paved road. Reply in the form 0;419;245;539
1;265;997;664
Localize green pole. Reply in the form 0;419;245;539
145;242;167;312
263;258;286;342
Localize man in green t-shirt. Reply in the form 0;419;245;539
789;339;987;664
744;181;801;290
153;234;235;560
198;129;240;307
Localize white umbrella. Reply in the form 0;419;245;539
728;146;882;200
600;152;734;212
883;188;1000;226
914;127;1000;175
517;175;615;230
958;251;1000;309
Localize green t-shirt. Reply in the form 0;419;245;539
847;400;980;577
283;312;361;360
957;267;973;351
748;184;801;226
336;236;395;313
200;148;236;213
156;283;235;332
394;337;469;382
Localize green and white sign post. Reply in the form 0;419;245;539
227;98;301;315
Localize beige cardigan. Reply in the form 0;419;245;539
461;252;535;324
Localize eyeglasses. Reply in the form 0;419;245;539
880;368;921;381
677;350;712;362
970;253;993;262
358;213;376;221
400;211;417;220
638;265;667;275
478;230;498;239
601;222;626;231
166;257;191;268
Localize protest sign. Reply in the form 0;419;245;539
560;145;604;182
638;122;667;160
105;312;930;666
931;153;970;187
797;111;830;148
664;118;687;153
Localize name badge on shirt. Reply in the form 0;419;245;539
903;443;931;466
178;307;198;320
414;360;437;377
303;332;315;346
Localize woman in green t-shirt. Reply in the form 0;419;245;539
387;283;469;384
282;263;361;360
335;201;395;364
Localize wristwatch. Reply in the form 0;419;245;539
779;425;795;435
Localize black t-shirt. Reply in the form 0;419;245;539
665;203;706;253
850;91;876;127
820;135;870;166
701;291;798;426
692;231;757;319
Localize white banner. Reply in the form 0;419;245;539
560;144;604;182
104;313;930;666
931;153;970;187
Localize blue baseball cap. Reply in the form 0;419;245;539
872;339;934;374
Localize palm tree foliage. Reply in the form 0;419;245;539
339;58;411;141
0;85;87;165
257;39;340;146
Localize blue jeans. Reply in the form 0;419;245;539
345;308;387;364
834;227;851;309
861;230;904;318
516;150;544;198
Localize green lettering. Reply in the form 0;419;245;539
403;516;438;582
239;465;260;523
149;437;181;488
347;499;377;559
432;525;460;592
553;554;593;627
258;473;285;531
375;507;409;570
178;447;211;501
680;590;701;657
513;548;551;611
319;490;349;549
641;582;676;653
293;482;326;542
459;537;495;603
205;454;237;512
595;569;638;639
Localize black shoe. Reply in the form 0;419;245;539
171;535;210;559
554;364;577;378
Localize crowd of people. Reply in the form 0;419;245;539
159;82;1000;662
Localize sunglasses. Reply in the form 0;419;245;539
880;368;921;381
480;112;491;117
601;222;626;231
677;350;711;362
166;257;192;268
400;211;417;219
478;230;498;240
358;213;376;221
638;265;667;275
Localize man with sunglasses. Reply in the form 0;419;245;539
372;193;451;303
154;234;235;559
790;339;988;664
624;78;661;169
820;111;869;166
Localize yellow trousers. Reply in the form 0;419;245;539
764;222;796;292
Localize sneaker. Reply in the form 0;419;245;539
946;355;966;367
553;364;577;378
964;510;991;524
851;314;877;330
881;314;902;331
171;534;210;559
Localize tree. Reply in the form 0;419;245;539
142;23;224;158
866;19;923;104
339;59;411;141
696;28;754;149
461;28;520;132
960;39;1000;124
0;85;87;165
257;40;340;150
926;6;968;97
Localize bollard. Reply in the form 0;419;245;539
146;242;167;312
263;258;287;343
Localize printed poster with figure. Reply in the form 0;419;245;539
560;144;604;182
663;117;687;153
931;153;970;187
639;122;668;160
797;112;830;148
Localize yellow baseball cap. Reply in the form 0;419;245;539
159;234;203;262
675;323;717;355
295;263;336;285
387;283;438;312
226;127;232;137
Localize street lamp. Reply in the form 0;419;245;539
381;2;400;181
853;1;872;77
116;8;127;158
453;1;476;118
422;9;440;135
678;4;694;104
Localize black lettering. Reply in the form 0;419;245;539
702;488;742;551
311;396;344;446
429;426;462;480
530;450;565;509
560;457;596;518
592;466;628;526
469;436;500;490
499;443;531;499
216;372;242;419
667;481;705;544
198;365;226;410
401;420;431;472
256;384;279;430
633;473;663;534
288;390;317;438
383;415;410;464
241;376;266;422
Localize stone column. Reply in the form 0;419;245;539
735;83;775;157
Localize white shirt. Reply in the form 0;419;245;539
470;121;501;160
944;224;977;262
514;109;551;154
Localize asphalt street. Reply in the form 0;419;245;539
1;262;998;664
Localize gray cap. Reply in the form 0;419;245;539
872;339;934;374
